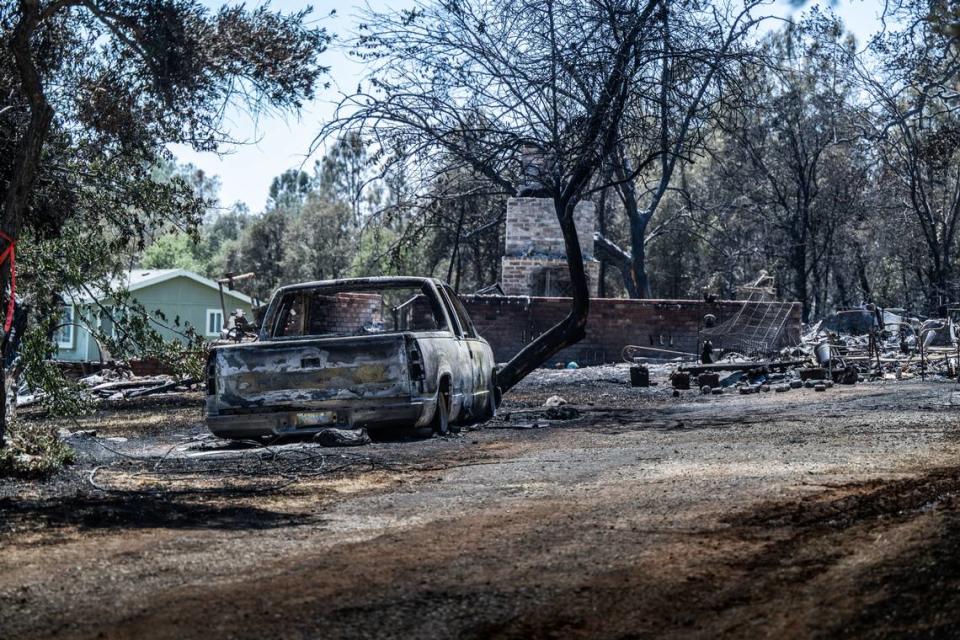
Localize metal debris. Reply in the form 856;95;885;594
313;428;372;447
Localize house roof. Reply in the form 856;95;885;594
71;269;253;305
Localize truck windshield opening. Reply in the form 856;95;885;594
271;284;447;338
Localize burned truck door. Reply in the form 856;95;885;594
435;285;476;418
452;290;490;406
439;284;489;415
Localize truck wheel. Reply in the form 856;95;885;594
433;386;450;435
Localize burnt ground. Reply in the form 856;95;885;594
3;364;960;638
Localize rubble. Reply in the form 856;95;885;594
637;302;960;399
670;372;691;390
699;272;798;354
76;367;193;396
78;370;198;398
629;365;650;387
611;276;960;400
17;367;199;409
801;305;960;382
544;405;580;420
697;373;720;388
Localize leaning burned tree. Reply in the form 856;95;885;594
323;0;673;393
1;0;329;443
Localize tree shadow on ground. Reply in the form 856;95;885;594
722;465;960;639
829;508;960;640
0;489;320;538
463;466;960;640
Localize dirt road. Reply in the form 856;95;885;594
3;367;960;639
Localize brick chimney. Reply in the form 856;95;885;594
500;197;599;297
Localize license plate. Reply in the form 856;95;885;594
295;411;337;427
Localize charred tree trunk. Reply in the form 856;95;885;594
594;234;635;297
613;156;645;298
628;234;652;299
597;185;609;298
447;201;466;285
792;238;809;322
855;244;871;302
615;174;654;299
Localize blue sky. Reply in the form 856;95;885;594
170;0;884;214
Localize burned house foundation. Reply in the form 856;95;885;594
464;196;803;365
461;295;803;365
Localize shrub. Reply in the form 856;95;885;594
0;421;75;479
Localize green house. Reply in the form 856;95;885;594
55;269;254;363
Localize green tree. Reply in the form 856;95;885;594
268;170;312;212
140;233;204;272
281;196;354;282
1;0;330;443
239;208;290;301
316;132;380;224
202;204;252;278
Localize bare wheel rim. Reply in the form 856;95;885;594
435;389;450;435
488;373;499;418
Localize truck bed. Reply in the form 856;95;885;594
206;333;420;437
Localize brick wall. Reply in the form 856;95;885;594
299;292;382;335
282;292;447;335
461;295;803;365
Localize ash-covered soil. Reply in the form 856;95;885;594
3;365;960;639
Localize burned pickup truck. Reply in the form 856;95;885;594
205;277;499;439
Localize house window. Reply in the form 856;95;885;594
206;309;224;336
99;307;114;337
103;307;130;338
54;305;75;349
